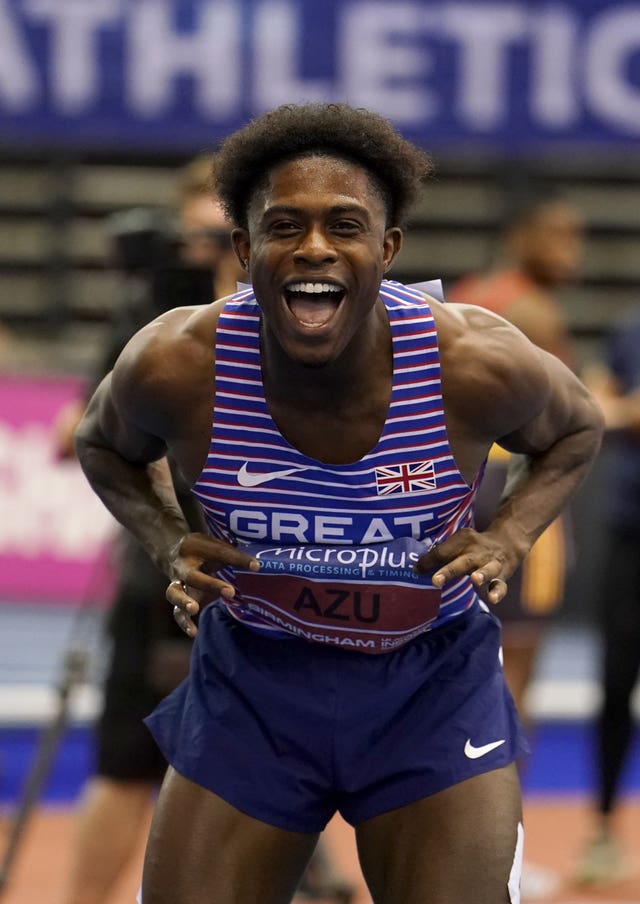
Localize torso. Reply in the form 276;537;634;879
186;282;485;651
120;279;547;651
145;295;507;493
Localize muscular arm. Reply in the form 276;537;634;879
74;307;259;634
421;303;603;599
75;370;187;573
487;349;602;565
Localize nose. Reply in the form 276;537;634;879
293;226;338;265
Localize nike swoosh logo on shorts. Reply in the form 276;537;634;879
237;462;308;487
464;738;506;759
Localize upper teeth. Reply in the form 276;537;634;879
287;282;341;294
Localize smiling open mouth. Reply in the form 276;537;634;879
285;282;345;328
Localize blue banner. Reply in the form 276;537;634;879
1;0;639;152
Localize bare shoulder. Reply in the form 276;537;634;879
110;298;227;433
430;298;552;440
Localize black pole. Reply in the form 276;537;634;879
0;540;113;896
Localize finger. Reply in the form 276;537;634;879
470;559;504;587
486;578;508;605
176;570;239;601
431;551;484;587
173;603;198;637
166;581;200;636
415;529;476;574
180;534;261;572
166;580;202;631
416;540;453;573
166;579;200;611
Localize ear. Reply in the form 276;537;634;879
382;227;403;272
231;227;250;271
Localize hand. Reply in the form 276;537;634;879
415;528;511;606
165;532;260;636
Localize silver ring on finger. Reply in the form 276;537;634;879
169;579;188;593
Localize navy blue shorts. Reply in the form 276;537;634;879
145;602;529;833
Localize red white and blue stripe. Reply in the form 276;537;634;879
192;279;484;644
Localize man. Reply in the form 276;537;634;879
449;188;583;720
576;312;640;885
449;186;580;370
74;103;603;904
177;155;246;298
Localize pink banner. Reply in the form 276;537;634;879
0;375;116;605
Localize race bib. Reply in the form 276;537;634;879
228;536;441;654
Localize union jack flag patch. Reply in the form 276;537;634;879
374;460;437;495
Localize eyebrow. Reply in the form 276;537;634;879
261;203;372;221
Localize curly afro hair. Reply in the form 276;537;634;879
212;103;434;229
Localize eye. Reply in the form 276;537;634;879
332;219;362;235
269;220;301;236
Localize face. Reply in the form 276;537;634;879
179;194;234;269
511;200;584;287
232;155;402;368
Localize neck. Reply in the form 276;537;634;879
262;304;392;409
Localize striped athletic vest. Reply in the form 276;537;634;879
191;280;483;653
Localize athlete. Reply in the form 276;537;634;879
576;312;640;885
74;103;603;904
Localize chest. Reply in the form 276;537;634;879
267;393;391;466
194;369;475;550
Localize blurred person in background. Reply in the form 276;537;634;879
448;184;584;901
55;155;239;458
449;185;582;714
575;310;640;886
178;155;247;295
